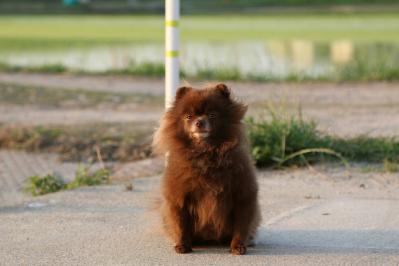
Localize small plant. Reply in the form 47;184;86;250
383;159;399;173
66;166;110;189
25;174;66;196
247;109;346;168
26;166;110;196
247;110;399;168
107;62;165;77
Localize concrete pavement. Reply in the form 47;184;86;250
1;167;398;265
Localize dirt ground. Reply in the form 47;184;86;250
1;72;399;137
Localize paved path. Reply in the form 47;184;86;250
0;150;78;207
1;158;398;265
0;150;164;208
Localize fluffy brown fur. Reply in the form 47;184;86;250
153;84;260;255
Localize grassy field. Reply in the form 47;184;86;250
1;13;399;51
1;14;398;81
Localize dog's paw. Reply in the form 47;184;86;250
230;242;247;255
174;244;192;254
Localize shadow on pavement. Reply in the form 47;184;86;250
250;227;399;255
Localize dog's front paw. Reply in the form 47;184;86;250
230;242;247;255
174;244;192;254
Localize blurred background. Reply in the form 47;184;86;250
1;0;399;80
0;0;399;203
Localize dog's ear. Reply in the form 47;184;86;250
175;86;192;100
214;83;230;98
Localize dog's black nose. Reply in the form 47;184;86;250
195;119;205;128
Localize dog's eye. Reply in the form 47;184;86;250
208;113;217;119
186;115;192;120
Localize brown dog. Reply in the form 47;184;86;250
153;84;260;255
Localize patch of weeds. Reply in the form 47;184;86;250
0;60;166;78
0;62;67;74
383;159;399;173
247;110;399;168
194;67;243;81
247;112;344;168
328;136;399;163
335;43;399;82
0;125;62;150
2;54;399;82
105;62;165;77
0;123;153;162
26;166;110;196
67;166;110;189
25;174;66;196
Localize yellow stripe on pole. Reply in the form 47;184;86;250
165;0;180;109
165;20;179;27
166;50;179;58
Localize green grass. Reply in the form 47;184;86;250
105;62;165;77
178;0;399;11
3;60;399;82
3;46;399;81
66;166;110;190
25;166;110;196
335;43;399;81
383;159;399;172
0;13;398;52
0;14;398;82
0;62;67;73
25;174;66;196
247;112;399;168
0;61;167;78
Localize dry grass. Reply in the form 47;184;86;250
0;123;154;162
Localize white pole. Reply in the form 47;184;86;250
165;0;180;109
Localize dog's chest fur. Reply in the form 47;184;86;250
184;160;235;240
